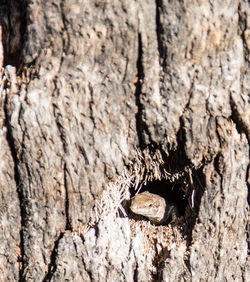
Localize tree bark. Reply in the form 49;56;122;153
0;0;249;281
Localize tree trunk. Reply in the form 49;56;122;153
0;0;249;281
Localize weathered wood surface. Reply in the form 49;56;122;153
0;0;249;281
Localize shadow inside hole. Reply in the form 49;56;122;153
131;179;188;217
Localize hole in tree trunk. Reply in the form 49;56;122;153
131;179;188;217
127;149;206;237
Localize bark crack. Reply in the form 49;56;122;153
88;82;96;129
52;80;68;154
60;0;70;54
155;0;165;67
58;0;70;71
237;3;248;62
229;92;249;144
81;256;93;281
63;163;72;230
135;33;146;148
3;92;25;280
42;232;64;282
181;78;195;117
51;81;72;230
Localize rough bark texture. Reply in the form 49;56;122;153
0;0;249;281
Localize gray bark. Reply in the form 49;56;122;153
0;0;249;281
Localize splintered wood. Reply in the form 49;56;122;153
129;219;188;267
